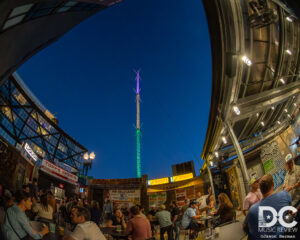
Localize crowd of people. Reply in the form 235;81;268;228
0;178;237;240
0;156;298;240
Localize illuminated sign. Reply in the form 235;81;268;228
171;173;193;182
24;143;38;162
148;177;169;186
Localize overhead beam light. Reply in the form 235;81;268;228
284;109;288;113
271;106;275;110
287;114;291;118
215;152;219;158
209;161;214;167
222;137;227;144
280;78;286;84
285;49;292;55
293;103;297;107
261;121;265;127
233;106;241;115
277;120;281;124
242;56;252;66
286;16;293;22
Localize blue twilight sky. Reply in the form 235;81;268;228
18;0;212;180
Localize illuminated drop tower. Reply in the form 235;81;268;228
135;70;141;178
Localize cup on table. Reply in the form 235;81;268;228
49;223;56;233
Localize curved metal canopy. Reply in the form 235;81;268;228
201;0;300;166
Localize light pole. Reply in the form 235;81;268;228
83;152;95;177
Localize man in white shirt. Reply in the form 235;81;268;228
63;206;106;240
196;191;208;210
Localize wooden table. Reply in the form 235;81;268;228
100;227;128;240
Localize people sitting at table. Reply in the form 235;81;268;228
107;208;127;229
125;206;152;240
32;193;53;221
243;177;262;216
181;200;203;237
3;190;49;240
211;193;235;225
155;204;173;240
63;206;106;240
181;199;190;214
208;196;216;211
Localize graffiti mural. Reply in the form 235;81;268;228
260;141;286;189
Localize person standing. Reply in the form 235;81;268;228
103;199;112;220
283;157;300;207
3;190;49;240
155;204;173;240
243;177;262;216
28;178;39;200
125;206;152;240
90;200;102;226
170;201;180;240
243;174;293;240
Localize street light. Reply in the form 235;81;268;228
83;152;95;177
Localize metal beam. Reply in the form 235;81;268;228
232;81;300;121
225;121;250;193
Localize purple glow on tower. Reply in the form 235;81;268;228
136;70;140;94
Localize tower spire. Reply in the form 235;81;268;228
135;70;141;178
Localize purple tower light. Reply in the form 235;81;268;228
136;69;140;94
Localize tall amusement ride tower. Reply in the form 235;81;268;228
135;70;141;178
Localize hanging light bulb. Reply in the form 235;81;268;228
280;78;286;84
285;49;292;55
271;106;275;110
222;137;227;144
242;56;252;66
284;109;288;113
215;152;219;158
261;121;265;127
286;16;293;22
277;120;281;124
233;106;241;115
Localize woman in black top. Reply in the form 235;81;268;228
107;208;127;229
